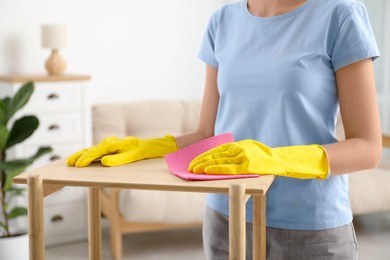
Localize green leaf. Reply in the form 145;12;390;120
30;146;53;161
5;81;34;122
0;159;31;171
2;97;10;124
0;125;8;149
8;207;27;219
0;221;6;232
0;99;5;124
0;146;52;171
8;186;26;194
6;115;39;149
3;167;26;192
1;146;52;191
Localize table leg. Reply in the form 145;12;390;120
88;188;102;260
253;194;266;260
27;175;45;260
229;183;246;260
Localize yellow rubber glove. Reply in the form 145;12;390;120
188;140;330;180
67;135;178;167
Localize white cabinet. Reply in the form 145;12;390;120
0;74;91;246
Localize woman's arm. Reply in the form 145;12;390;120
175;64;220;148
323;58;382;175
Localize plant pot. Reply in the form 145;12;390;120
0;233;29;260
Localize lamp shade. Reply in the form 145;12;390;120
41;24;67;49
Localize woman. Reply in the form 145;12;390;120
68;0;381;259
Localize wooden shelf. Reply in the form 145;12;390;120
0;74;91;83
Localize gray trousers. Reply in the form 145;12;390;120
203;207;359;260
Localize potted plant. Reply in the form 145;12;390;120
0;81;52;259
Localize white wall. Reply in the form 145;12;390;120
0;0;229;105
0;0;388;118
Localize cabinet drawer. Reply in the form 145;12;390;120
44;202;87;245
24;113;83;145
20;82;82;113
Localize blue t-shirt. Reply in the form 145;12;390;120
198;0;379;230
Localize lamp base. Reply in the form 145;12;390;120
45;49;66;75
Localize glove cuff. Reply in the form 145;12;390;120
318;145;331;180
141;134;179;159
164;134;179;152
273;144;330;180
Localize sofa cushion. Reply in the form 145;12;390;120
349;166;390;215
92;100;200;144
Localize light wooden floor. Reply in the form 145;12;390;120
46;212;390;260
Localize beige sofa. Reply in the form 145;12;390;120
93;100;390;260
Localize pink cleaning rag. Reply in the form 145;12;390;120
164;133;259;180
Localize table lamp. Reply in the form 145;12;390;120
41;24;67;75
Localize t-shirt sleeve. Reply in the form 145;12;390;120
331;2;380;71
198;12;219;68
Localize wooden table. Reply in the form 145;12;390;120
13;158;274;260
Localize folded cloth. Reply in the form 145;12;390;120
164;133;259;181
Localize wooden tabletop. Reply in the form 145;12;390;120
13;158;274;195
